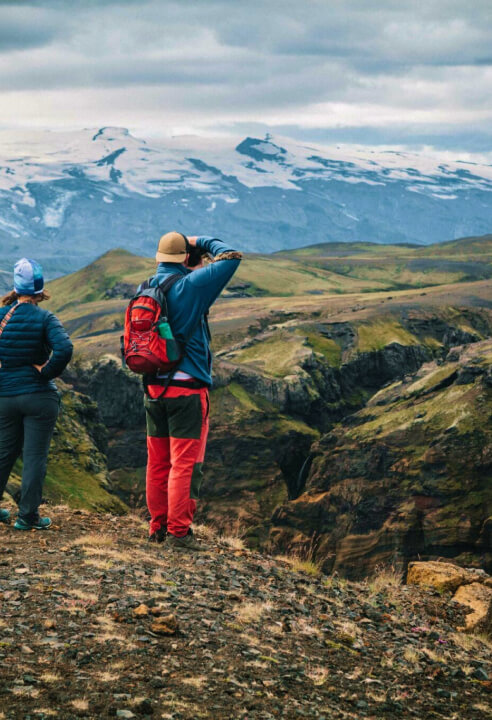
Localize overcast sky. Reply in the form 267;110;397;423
1;0;491;152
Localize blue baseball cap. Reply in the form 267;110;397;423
13;258;44;296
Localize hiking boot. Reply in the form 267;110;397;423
0;508;10;524
165;529;207;552
14;517;52;531
148;526;167;543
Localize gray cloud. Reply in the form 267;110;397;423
0;5;62;52
0;0;490;152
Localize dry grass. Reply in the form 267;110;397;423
12;687;40;698
90;615;128;645
265;622;284;636
234;601;273;624
71;699;89;711
39;673;62;684
192;523;218;541
452;631;492;653
220;535;246;551
295;618;322;637
422;648;445;663
70;588;99;603
403;647;420;664
380;653;395;669
72;533;114;548
81;547;133;562
473;704;492;716
275;554;321;577
82;558;114;571
306;666;329;686
181;676;207;689
367;566;402;597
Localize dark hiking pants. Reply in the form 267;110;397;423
0;391;60;522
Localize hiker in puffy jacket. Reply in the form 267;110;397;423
0;258;73;530
142;232;242;551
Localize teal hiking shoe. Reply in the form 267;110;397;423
0;508;11;524
14;517;52;531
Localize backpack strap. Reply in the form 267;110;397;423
154;274;183;320
142;274;185;398
144;274;210;400
0;303;20;339
0;303;20;369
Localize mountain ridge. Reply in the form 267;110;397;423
1;127;492;276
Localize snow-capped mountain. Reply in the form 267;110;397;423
0;126;491;276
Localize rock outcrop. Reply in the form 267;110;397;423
408;560;492;635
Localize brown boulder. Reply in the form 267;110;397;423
406;561;473;593
453;582;492;634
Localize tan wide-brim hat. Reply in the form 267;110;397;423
155;231;188;263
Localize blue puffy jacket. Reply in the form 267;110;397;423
145;236;241;387
0;302;73;397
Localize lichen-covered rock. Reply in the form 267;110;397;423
453;582;492;634
407;561;474;593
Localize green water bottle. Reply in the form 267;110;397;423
157;318;173;339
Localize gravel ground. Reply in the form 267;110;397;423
0;508;491;720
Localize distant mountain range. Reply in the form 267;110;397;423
0;126;491;277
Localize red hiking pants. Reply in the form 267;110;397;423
144;385;209;537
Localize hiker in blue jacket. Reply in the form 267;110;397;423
142;233;242;550
0;258;73;530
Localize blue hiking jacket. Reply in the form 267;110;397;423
0;302;73;396
145;236;241;387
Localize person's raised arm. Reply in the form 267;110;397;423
185;235;242;312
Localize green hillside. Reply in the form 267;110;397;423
277;234;492;290
47;233;492;318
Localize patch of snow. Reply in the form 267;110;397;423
43;192;75;228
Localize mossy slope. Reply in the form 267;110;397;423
269;339;492;577
6;382;127;514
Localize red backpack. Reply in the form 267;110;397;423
121;274;184;375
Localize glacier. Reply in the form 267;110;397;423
0;126;491;277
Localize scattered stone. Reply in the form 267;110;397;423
472;667;489;681
150;614;179;636
2;509;491;720
132;604;150;618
